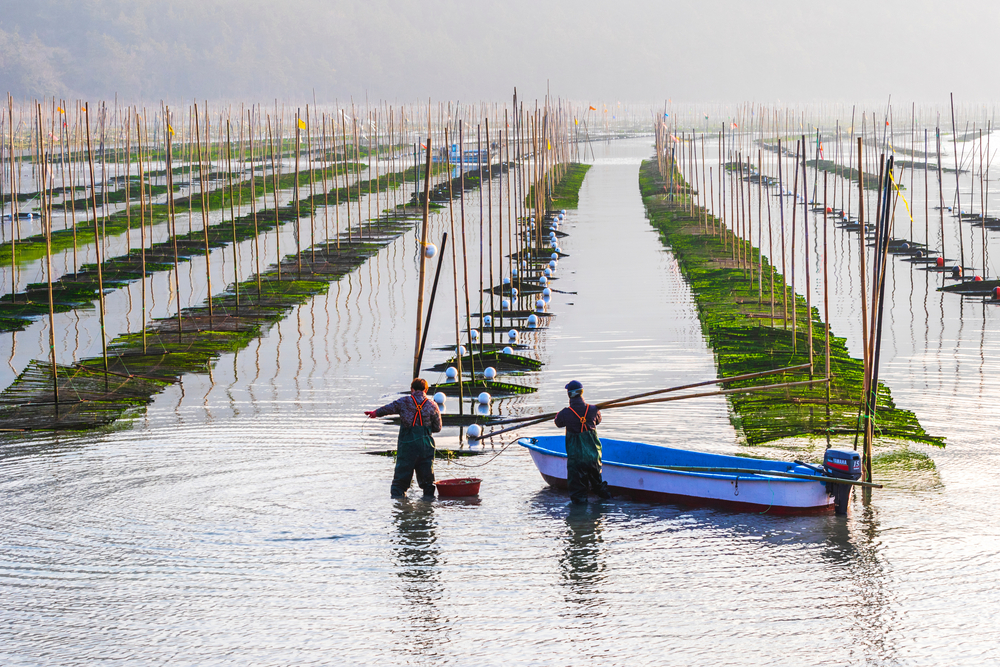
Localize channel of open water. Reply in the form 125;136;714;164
1;138;998;665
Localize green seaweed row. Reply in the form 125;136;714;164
638;159;943;447
0;161;368;268
524;162;591;209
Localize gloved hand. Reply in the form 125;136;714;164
364;410;377;418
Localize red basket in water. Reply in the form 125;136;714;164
435;477;482;497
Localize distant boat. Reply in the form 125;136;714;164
519;436;861;514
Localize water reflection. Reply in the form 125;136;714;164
559;503;607;612
847;503;898;665
390;499;445;656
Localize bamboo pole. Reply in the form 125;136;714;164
38;102;59;412
341;110;351;243
790;141;800;348
856;138;869;453
444;127;464;414
193;103;213;319
411;118;433;379
476;378;831;440
165;106;183;339
823;172;831;443
136;111;147;353
226;118;239;312
459;120;475;379
84;102;109;388
950;94;965;269
801;135;813;375
267;115;281;280
8;96;18;298
246;109;262;297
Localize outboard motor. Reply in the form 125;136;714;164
823;449;862;515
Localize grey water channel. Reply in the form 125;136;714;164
1;137;998;665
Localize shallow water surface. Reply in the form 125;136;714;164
1;138;998;665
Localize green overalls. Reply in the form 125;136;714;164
391;395;437;497
565;405;610;503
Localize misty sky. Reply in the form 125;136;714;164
0;0;997;105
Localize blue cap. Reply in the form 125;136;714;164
565;380;583;392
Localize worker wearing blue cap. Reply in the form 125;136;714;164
554;380;611;504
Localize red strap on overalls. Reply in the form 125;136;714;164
411;395;428;427
568;405;590;432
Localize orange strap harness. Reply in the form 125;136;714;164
567;405;591;432
411;395;428;427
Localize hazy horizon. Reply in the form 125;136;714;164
1;0;998;107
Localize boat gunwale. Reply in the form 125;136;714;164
518;436;817;485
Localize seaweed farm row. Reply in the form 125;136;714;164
0;161;443;333
640;159;941;448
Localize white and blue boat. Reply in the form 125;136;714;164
519;435;858;514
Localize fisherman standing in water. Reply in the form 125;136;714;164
554;380;611;504
365;378;442;499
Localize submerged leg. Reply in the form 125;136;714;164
414;451;436;497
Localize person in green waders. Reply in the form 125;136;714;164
554;380;611;504
365;378;442;499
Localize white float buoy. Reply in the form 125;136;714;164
467;423;482;439
503;277;510;285
527;314;538;326
542;287;551;297
550;252;559;260
445;366;458;379
543;268;552;277
478;392;492;405
433;392;447;405
483;315;492;326
484;367;497;379
502;346;514;354
535;299;545;311
560;209;566;215
459;345;467;356
501;299;511;310
511;288;518;298
549;260;557;269
424;243;437;259
539;276;547;285
470;329;480;342
512;267;518;277
507;329;517;340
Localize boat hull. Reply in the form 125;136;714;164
521;436;835;515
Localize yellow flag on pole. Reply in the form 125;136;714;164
298;118;307;130
57;106;65;114
547;140;551;150
168;125;175;136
